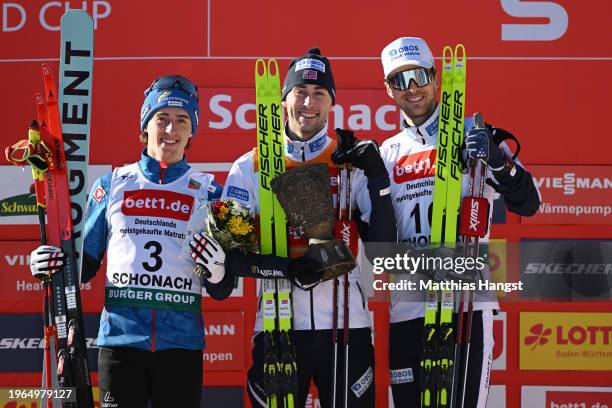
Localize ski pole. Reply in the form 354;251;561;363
29;122;55;408
342;165;352;408
331;165;343;408
5;122;58;408
455;112;490;408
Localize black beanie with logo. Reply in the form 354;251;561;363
281;48;336;105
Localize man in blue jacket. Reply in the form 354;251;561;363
29;74;230;407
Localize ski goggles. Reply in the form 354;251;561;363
386;67;433;91
5;137;52;172
145;75;199;100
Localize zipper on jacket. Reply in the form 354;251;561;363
309;290;315;330
159;161;168;184
416;128;426;145
151;309;156;352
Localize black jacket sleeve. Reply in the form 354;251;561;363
204;250;292;301
224;249;291;279
487;164;540;216
358;173;398;243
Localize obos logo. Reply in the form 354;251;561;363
351;366;373;398
393;149;436;183
389;45;419;57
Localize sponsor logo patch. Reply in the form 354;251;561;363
308;136;326;153
93;186;106;203
295;58;326;73
226;186;249;202
351;366;374;398
425;120;438;137
121;189;194;221
167;100;184;107
393;149;436;183
520;312;612;370
390;368;414;384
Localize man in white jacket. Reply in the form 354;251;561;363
375;37;540;408
194;48;397;407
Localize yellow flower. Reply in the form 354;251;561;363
228;216;254;236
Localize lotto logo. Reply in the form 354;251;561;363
121;189;194;221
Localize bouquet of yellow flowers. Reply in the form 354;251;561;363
206;199;258;253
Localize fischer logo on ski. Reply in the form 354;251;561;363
421;44;467;408
255;58;296;408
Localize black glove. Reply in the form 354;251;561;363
331;128;386;178
465;126;506;170
224;249;323;291
288;256;324;291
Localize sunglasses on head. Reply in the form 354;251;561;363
145;75;199;100
386;67;433;91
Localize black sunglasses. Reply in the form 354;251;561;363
145;75;199;100
386;67;433;91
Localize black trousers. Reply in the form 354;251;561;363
247;328;375;408
98;346;203;408
389;311;493;408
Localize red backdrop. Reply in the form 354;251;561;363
0;1;611;407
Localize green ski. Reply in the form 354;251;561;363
255;58;296;408
422;44;467;408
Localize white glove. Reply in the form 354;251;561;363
189;233;226;284
30;245;65;279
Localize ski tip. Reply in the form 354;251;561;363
255;59;267;78
454;44;466;62
442;46;453;66
267;59;280;78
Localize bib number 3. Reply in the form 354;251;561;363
142;240;163;272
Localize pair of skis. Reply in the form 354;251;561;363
422;43;492;408
5;11;94;408
255;59;297;408
421;44;466;408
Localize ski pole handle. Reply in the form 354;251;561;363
473;112;484;130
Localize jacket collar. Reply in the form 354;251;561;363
401;104;440;145
284;125;331;162
138;150;190;184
